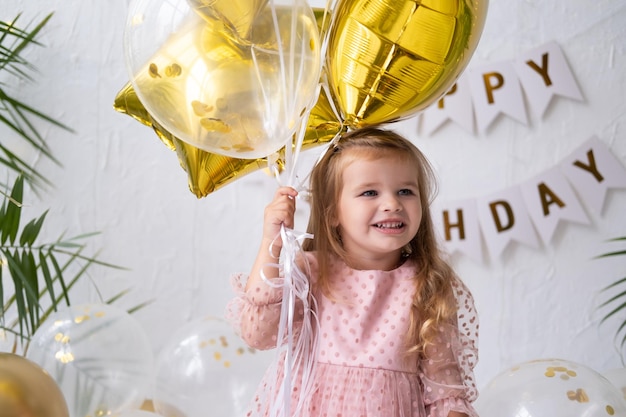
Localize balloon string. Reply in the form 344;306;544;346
265;116;318;417
261;1;334;413
288;125;342;197
318;0;338;56
287;104;313;186
260;226;318;417
268;0;289;118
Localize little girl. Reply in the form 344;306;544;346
228;127;479;417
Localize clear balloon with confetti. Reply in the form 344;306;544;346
26;303;154;417
124;0;322;160
153;315;274;417
475;358;626;417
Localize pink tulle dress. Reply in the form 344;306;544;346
227;253;479;417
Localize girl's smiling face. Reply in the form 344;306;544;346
335;151;422;271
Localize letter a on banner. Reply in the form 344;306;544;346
560;136;626;214
520;167;590;244
477;187;540;258
514;41;584;120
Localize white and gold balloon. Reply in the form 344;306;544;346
475;358;626;417
124;0;322;160
26;303;154;417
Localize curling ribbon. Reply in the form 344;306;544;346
258;63;329;417
261;225;318;417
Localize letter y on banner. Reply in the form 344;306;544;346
515;41;584;120
560;136;626;214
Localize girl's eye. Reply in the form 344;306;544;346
361;190;377;197
398;189;414;196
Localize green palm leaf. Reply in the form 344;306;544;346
0;13;150;357
0;13;72;192
596;237;626;358
0;176;135;353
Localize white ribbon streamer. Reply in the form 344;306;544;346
260;225;318;417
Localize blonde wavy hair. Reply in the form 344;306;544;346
302;126;457;357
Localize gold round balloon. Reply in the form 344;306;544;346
325;0;488;127
0;353;69;417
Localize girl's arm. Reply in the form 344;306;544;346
419;321;478;417
234;187;299;350
246;186;299;291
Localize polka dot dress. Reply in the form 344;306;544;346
227;254;479;417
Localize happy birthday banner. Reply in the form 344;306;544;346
420;41;584;134
434;136;626;262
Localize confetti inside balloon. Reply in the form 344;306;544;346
26;303;154;417
474;358;626;417
0;353;69;417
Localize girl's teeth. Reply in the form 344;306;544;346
377;222;402;229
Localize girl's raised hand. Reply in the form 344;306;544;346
262;186;299;248
248;186;299;287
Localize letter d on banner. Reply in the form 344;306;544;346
477;187;540;259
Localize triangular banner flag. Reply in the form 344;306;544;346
515;41;584;120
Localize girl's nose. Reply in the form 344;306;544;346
382;195;402;212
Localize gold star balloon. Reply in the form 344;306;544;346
114;81;342;197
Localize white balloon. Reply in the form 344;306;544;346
475;358;626;417
153;316;273;417
26;303;154;417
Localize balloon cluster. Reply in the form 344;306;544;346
0;305;271;417
7;308;626;417
115;0;488;197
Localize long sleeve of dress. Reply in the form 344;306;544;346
226;274;305;350
418;278;479;417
